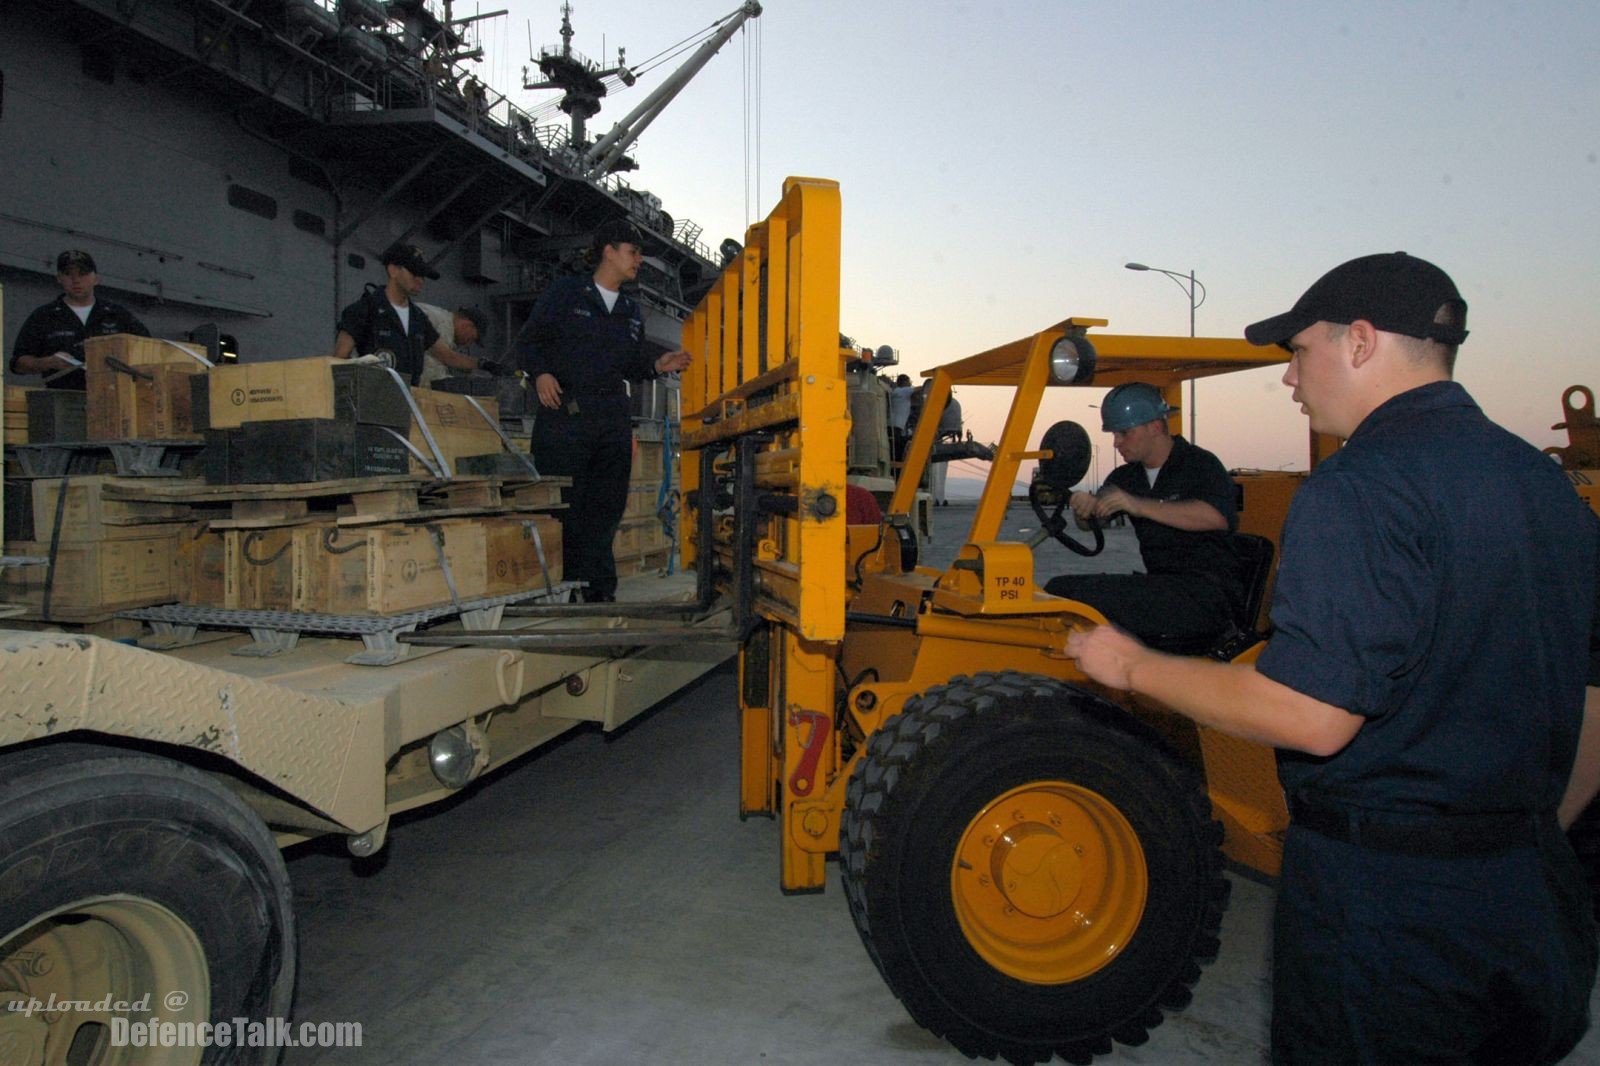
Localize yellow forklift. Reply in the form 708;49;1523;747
676;177;1316;1063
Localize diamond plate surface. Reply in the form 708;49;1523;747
0;631;384;830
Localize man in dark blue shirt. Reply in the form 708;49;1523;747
9;249;150;391
1068;252;1598;1064
333;243;505;385
1044;381;1243;644
512;219;690;602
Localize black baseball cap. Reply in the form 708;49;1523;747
380;243;440;279
1244;252;1469;350
57;249;97;273
591;218;646;258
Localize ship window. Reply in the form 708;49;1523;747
347;253;366;269
288;158;333;191
227;184;278;221
293;210;326;235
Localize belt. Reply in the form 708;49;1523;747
1288;798;1537;857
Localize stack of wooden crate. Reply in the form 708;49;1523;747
0;475;198;618
169;478;563;615
612;436;674;578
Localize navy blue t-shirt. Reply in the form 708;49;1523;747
511;274;654;397
1258;381;1598;816
1104;434;1242;599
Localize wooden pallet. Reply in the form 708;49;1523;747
102;473;569;530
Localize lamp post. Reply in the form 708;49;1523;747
1125;262;1206;442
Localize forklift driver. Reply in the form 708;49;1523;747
1042;381;1243;645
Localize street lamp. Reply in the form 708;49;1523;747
1125;262;1206;442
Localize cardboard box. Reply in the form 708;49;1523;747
206;359;412;430
86;363;204;441
483;515;563;596
27;389;86;442
0;532;179;612
226;420;411;484
82;334;208;374
26;476;193;542
292;520;487;615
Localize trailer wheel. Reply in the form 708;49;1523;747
839;671;1228;1064
0;743;296;1065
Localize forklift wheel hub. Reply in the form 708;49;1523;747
951;781;1148;984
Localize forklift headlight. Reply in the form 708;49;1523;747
1049;334;1096;385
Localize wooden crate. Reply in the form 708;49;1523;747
0;531;180;612
483;514;563;596
4;386;30;448
86;363;205;441
205;358;412;430
292;520;488;615
175;524;227;607
631;439;665;480
408;387;503;474
82;334;208;374
27;476;195;542
224;527;300;610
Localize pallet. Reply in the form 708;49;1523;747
122;583;579;666
101;473;569;530
11;439;204;477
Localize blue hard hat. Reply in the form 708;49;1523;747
1100;382;1175;432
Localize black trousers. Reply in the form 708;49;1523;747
532;397;632;599
1272;818;1596;1065
1041;571;1234;643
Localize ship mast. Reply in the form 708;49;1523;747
522;2;762;176
522;2;635;150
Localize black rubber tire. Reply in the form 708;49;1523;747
0;742;297;1065
839;671;1228;1065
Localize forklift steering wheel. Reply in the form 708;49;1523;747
1029;480;1106;557
1030;420;1106;557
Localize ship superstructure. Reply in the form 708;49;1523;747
0;0;756;366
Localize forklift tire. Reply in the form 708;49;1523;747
0;742;296;1065
839;671;1228;1065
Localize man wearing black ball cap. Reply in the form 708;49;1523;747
9;249;150;391
333;243;508;384
1068;252;1599;1063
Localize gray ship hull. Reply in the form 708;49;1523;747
0;0;721;372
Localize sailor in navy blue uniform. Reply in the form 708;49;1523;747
1044;380;1243;644
333;243;506;385
512;219;691;602
1068;253;1598;1064
9;249;149;391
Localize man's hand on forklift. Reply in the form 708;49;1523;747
536;372;562;409
1090;486;1141;519
1065;624;1149;691
1068;491;1101;520
655;348;692;374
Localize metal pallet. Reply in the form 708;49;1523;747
122;583;580;666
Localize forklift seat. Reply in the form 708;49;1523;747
1145;533;1276;658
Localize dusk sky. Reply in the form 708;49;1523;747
474;1;1599;476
